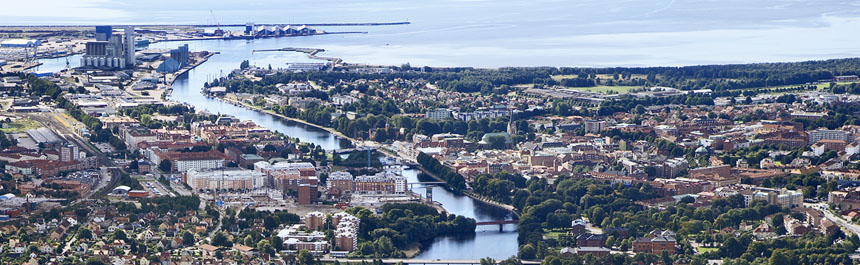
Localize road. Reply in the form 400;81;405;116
807;202;860;236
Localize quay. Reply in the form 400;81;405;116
253;47;343;65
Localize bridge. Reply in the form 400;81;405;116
408;182;447;202
319;258;540;265
475;220;519;231
407;181;446;187
331;147;375;155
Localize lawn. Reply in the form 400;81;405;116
543;229;569;240
550;74;579;81
0;118;41;133
698;247;718;254
738;81;858;95
566;85;641;94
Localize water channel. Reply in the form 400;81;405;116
144;37;519;259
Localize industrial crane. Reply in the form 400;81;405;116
210;10;225;36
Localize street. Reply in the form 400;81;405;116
806;202;860;236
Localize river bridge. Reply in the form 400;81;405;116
475;220;519;231
319;258;540;265
331;147;375;155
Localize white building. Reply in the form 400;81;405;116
808;128;851;144
186;168;266;192
425;108;452;120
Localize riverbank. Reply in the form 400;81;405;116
158;51;217;101
165;51;217;86
215;96;360;143
211;94;521;217
415;164;520;217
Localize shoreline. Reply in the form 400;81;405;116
160;51;216;100
214;96;361;143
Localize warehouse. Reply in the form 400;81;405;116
1;39;42;48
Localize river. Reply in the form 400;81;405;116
141;38;519;259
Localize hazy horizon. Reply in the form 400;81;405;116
10;0;860;67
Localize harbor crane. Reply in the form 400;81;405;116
210;10;225;36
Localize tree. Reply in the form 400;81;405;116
182;231;195;246
518;244;536;259
661;249;672;265
480;257;496;265
78;227;93;240
263;144;277;152
769;249;791;265
244;235;255;246
212;232;232;247
113;229;127;241
772;214;787;235
86;258;107;265
257;239;274;255
486;135;508;149
159;159;172;172
272;236;284;251
298;249;316;265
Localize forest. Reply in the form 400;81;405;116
211;58;860;95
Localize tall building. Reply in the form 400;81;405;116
95;26;112;41
124;26;136;67
303;211;325;230
298;184;319;205
59;144;80;162
584;120;606;133
332;212;359;252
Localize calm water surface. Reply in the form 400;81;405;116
13;0;860;67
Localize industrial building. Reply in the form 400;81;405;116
0;39;41;48
81;26;136;69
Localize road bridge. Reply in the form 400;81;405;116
475;220;519;231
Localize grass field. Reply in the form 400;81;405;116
543;229;569;239
739;81;859;95
0;118;41;133
566;85;642;94
550;74;579;81
697;247;718;254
